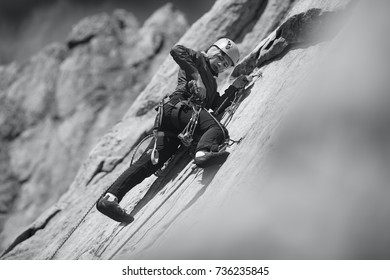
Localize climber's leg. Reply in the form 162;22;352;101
192;110;229;167
97;134;180;223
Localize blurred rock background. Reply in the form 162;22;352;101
0;0;212;64
2;0;390;259
0;0;196;251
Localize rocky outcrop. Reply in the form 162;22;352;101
232;3;353;78
0;4;188;251
3;0;389;260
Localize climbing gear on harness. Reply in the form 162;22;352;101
212;38;240;66
150;130;159;165
130;134;153;166
129;95;173;172
129;132;176;177
178;105;202;147
150;97;168;165
132;66;253;171
153;98;165;130
176;79;206;147
96;193;134;224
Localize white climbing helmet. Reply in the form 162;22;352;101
212;38;240;66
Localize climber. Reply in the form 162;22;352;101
96;38;250;223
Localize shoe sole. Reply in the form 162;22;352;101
96;200;134;224
194;151;230;168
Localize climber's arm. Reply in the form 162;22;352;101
213;75;251;115
170;45;201;81
212;86;238;115
170;45;206;98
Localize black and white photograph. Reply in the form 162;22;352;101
0;0;390;277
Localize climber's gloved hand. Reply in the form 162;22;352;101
195;78;206;101
188;79;206;104
232;75;251;89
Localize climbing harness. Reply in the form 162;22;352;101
130;70;263;171
130;79;204;167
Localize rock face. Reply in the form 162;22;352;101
0;4;188;251
2;0;390;260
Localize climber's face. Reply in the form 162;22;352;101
210;52;232;73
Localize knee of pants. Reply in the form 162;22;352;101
143;157;166;177
221;125;229;140
195;127;226;153
210;123;229;141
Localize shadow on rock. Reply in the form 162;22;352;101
129;148;192;216
129;149;230;217
178;152;230;216
200;152;230;184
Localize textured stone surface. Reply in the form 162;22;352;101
231;1;352;78
3;0;389;260
0;4;188;251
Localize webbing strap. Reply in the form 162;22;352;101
169;101;183;130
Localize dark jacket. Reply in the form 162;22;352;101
170;45;236;112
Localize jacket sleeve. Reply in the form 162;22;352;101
212;85;238;115
170;45;201;81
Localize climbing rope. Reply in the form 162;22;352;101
48;130;164;259
48;191;107;259
130;134;154;166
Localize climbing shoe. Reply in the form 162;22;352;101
194;150;229;168
96;193;134;224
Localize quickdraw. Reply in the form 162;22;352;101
178;105;201;147
216;135;243;153
177;80;205;147
129;89;202;174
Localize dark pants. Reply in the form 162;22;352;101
107;95;228;201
